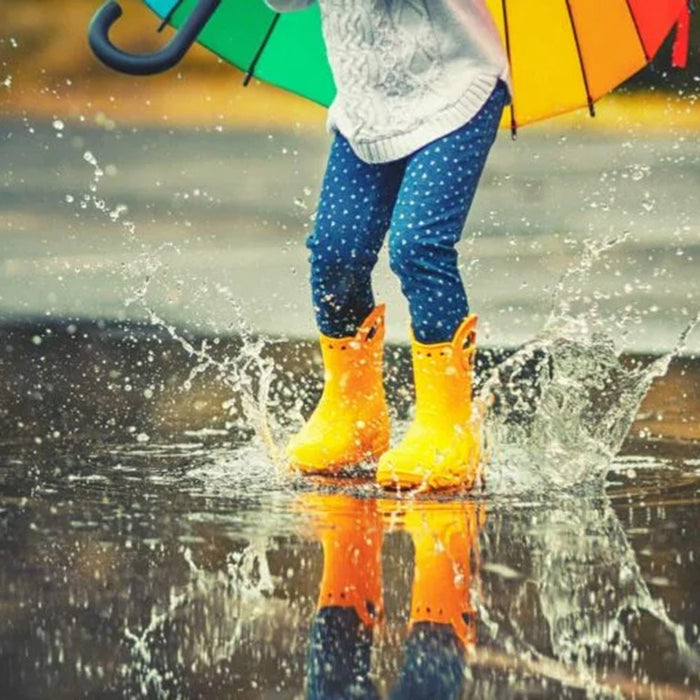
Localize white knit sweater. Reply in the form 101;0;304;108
264;0;510;163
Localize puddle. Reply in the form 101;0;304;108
1;319;698;698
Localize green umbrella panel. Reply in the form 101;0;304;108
145;0;336;106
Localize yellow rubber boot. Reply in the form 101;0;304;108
405;502;484;648
376;315;481;491
287;304;390;474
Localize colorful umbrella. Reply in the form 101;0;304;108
89;0;693;133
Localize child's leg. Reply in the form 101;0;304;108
287;135;402;472
387;81;507;343
376;82;507;491
308;133;405;338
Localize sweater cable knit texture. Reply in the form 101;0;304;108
265;0;511;163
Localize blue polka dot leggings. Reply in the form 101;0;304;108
307;80;508;343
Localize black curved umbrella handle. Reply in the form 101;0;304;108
88;0;221;76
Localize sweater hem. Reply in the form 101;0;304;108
330;74;501;164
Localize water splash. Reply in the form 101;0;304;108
476;491;700;697
547;232;632;327
124;543;282;698
71;144;285;467
476;221;698;497
142;305;284;468
479;313;698;493
78;149;136;238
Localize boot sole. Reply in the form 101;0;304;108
377;466;476;492
291;439;389;476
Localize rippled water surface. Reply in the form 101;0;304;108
1;321;698;699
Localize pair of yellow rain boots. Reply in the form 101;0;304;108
286;304;482;491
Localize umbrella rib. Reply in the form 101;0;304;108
563;0;595;117
622;0;650;62
243;13;282;87
500;0;517;138
157;0;185;32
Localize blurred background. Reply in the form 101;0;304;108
1;0;700;351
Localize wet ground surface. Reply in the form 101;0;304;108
0;320;699;698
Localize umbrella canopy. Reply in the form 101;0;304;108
144;0;690;132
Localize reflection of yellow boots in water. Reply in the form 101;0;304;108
390;502;484;700
406;502;482;648
304;494;383;699
287;305;390;474
312;494;383;627
377;315;482;491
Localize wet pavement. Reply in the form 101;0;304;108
0;319;699;698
